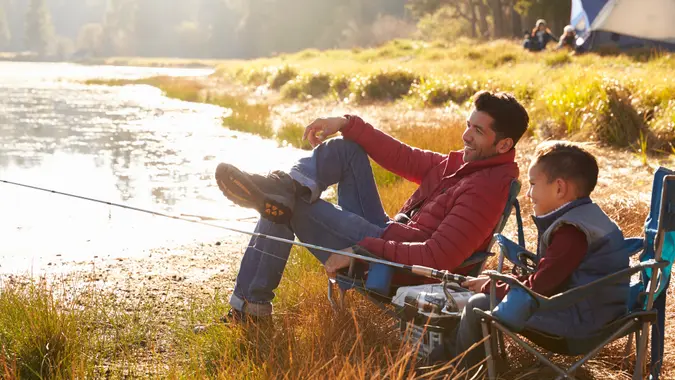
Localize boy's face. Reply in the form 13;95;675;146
462;110;512;162
527;163;571;216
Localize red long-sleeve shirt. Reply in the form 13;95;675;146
482;224;588;299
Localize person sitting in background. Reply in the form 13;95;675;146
556;25;578;51
522;30;537;51
524;19;558;52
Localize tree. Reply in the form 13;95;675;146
515;0;570;36
488;0;506;38
0;6;10;49
54;35;75;59
76;23;103;56
201;0;242;58
25;0;54;55
175;21;208;57
101;0;137;56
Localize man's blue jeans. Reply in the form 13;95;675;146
229;138;392;316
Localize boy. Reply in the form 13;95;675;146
454;141;629;368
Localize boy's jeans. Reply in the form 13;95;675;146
454;293;492;368
229;138;392;316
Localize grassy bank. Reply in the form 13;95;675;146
213;38;675;153
88;39;674;153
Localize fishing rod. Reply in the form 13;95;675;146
0;179;466;283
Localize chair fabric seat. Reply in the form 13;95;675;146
520;310;657;356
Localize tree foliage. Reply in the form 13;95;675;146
25;0;54;55
0;0;569;58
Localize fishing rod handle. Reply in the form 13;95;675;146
411;265;467;283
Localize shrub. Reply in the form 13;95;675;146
597;83;646;147
241;68;269;85
537;75;609;137
281;72;332;100
330;75;351;100
0;282;85;378
650;101;675;146
350;70;419;103
267;65;299;89
410;76;477;106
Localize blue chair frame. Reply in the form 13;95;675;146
477;167;674;380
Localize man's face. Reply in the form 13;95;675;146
462;110;503;162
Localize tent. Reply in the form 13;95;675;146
571;0;675;51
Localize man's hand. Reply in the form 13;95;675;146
461;275;490;293
303;116;348;148
324;247;353;279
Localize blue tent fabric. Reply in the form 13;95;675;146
572;0;675;51
578;0;607;24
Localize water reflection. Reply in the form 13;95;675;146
0;62;307;273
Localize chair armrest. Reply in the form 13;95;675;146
495;234;538;274
483;270;545;306
487;260;667;314
457;251;494;269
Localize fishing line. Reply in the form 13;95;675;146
0;179;466;283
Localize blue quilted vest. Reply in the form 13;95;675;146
526;197;630;337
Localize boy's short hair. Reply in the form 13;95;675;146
473;90;529;146
533;141;599;197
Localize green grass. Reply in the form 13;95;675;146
276;122;312;150
207;38;675;151
205;92;274;138
0;276;169;378
87;39;675;152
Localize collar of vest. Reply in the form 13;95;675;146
532;197;593;235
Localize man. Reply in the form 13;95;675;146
214;91;529;322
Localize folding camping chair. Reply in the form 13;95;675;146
476;166;675;380
327;178;525;310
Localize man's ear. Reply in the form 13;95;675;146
496;137;514;154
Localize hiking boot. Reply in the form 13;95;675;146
215;163;296;224
192;309;271;333
219;308;271;325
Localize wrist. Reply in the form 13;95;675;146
338;115;350;131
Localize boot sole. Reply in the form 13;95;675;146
215;163;292;224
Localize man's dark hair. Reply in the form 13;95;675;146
533;141;599;197
473;91;529;146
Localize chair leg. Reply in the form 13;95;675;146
327;279;345;309
623;332;634;369
481;319;497;380
634;323;651;380
498;331;508;367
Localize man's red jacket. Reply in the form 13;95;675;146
341;115;519;275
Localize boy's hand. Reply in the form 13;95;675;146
324;247;353;279
303;117;348;148
461;276;490;293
